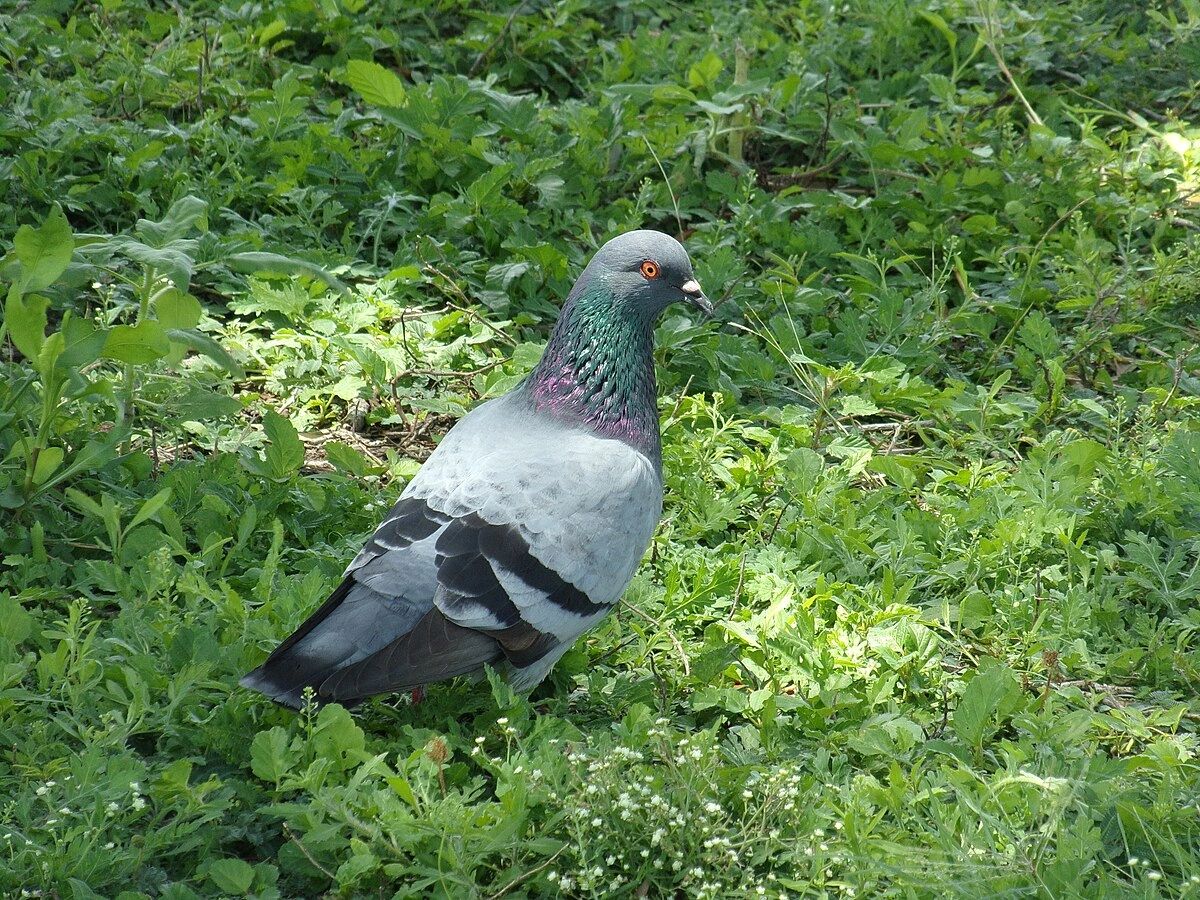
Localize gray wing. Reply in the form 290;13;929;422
240;395;662;708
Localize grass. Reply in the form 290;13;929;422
2;0;1200;896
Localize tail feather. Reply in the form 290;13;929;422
316;606;503;704
240;576;429;709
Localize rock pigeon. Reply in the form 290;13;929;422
240;230;711;709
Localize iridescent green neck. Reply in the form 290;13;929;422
524;279;661;461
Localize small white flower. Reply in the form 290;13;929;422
104;842;114;850
1147;871;1161;881
35;786;48;797
132;797;147;811
496;717;508;726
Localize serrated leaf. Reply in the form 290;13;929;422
312;703;365;773
839;395;879;417
954;664;1020;750
336;851;380;886
14;205;74;291
103;321;170;364
687;50;724;90
207;858;255;894
250;726;295;784
325;441;369;477
344;59;407;107
0;594;32;644
785;447;824;494
259;410;305;480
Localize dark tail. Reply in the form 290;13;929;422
240;578;502;709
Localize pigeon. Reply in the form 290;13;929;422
240;230;711;709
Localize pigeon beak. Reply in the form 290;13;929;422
680;279;713;317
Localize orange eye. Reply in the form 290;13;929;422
640;260;660;279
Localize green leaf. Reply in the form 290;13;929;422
5;286;49;361
175;383;242;420
156;289;202;330
839;395;879;417
226;251;348;294
343;59;407;107
312;703;366;773
14;205;74;291
108;238;196;292
65;487;105;519
0;594;33;645
325;441;370;477
259;410;305;480
784;447;824;493
918;10;957;50
250;726;295;784
687;50;725;90
135;196;208;246
386;772;418;808
31;447;64;486
953;664;1021;750
103;321;171;364
336;851;380;886
35;330;66;382
126;487;172;532
57;316;107;370
1060;438;1108;479
207;858;255;894
164;327;244;377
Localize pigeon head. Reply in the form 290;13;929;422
524;229;708;460
581;230;712;318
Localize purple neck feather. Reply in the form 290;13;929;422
523;277;661;461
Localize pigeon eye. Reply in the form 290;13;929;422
639;260;660;279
